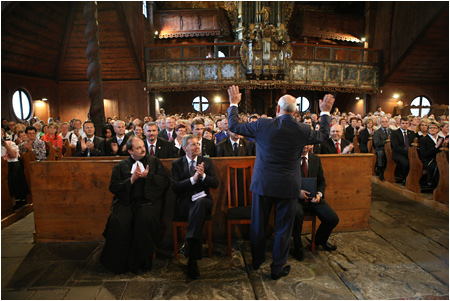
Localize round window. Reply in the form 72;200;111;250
296;96;310;112
192;96;210;112
12;89;32;121
410;96;431;117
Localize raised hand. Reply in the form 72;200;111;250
227;85;242;105
319;94;335;113
141;165;149;178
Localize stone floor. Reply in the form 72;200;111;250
2;183;449;300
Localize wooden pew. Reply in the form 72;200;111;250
19;151;36;204
405;138;422;193
368;137;376;175
353;133;360;153
30;154;374;242
384;136;396;183
45;141;57;161
1;158;13;219
62;139;72;157
433;147;449;204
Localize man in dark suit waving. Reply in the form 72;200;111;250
227;85;334;280
172;134;219;279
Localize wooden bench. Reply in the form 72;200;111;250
433;147;449;204
353;133;360;153
30;154;374;242
384;136;396;183
1;158;12;219
405;138;422;193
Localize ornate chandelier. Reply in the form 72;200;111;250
240;7;292;80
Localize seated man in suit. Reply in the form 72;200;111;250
143;122;175;158
74;121;105;157
106;120;129;156
318;124;354;154
216;130;252;157
157;116;177;142
293;145;339;261
171;134;219;279
390;116;416;183
373;116;391;180
100;136;169;274
213;118;229;144
180;118;216;158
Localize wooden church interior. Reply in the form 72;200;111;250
1;2;449;298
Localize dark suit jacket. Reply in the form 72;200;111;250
391;128;415;160
301;153;326;198
109;155;169;206
345;126;359;143
418;135;441;166
106;135;129;156
373;127;391;152
358;128;372;153
144;138;175;158
228;105;330;198
216;137;252;157
179;138;216;158
158;129;177;141
171;156;219;214
74;136;105;157
318;138;352;154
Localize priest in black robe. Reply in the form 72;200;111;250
100;136;169;274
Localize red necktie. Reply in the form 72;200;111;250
301;157;308;177
150;144;154;156
336;141;341;154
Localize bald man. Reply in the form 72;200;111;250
318;124;354;154
227;86;334;280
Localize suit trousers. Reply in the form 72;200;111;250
293;199;339;250
393;154;410;179
250;194;297;274
183;197;213;260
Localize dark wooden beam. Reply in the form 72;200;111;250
56;2;76;81
116;2;144;81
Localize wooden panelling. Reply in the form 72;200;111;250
30;154;373;242
1;159;13;219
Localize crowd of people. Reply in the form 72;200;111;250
1;99;448;279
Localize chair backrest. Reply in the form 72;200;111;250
227;162;253;209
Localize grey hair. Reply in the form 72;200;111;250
181;134;197;149
114;120;125;128
143;122;158;130
278;95;296;113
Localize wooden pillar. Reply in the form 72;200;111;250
84;2;106;136
147;1;155;44
244;89;252;114
149;92;157;120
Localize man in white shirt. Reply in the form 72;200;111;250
318;125;354;154
69;119;85;148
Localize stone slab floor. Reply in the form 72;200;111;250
2;183;449;300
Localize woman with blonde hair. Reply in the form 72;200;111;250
41;122;63;149
415;118;431;139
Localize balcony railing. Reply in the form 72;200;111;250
145;42;381;66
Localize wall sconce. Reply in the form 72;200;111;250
355;97;360;100
393;94;399;99
154;31;159;36
41;98;48;101
157;97;163;102
361;37;366;42
215;97;221;103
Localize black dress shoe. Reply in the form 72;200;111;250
179;241;191;262
316;242;337;251
293;248;304;261
271;265;291;280
188;259;200;280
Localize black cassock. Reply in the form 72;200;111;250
100;155;169;274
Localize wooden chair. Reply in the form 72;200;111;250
405;138;422;193
173;216;212;259
226;162;253;256
433;147;449;204
384;136;396;183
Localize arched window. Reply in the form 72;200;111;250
12;89;32;121
192;96;209;112
296;96;310;112
410;96;431;117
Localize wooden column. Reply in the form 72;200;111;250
244;89;252;114
84;2;106;136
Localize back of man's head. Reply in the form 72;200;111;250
278;95;296;114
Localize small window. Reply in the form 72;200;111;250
296;96;310;112
192;96;209;112
12;89;32;121
410;96;431;117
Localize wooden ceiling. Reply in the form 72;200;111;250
383;8;449;85
2;1;143;81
